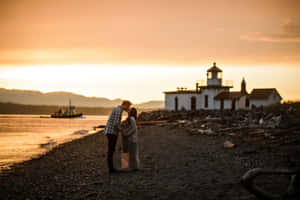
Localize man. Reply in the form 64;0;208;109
104;100;132;173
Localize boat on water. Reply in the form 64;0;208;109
51;100;83;118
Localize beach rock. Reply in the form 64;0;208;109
248;129;264;135
177;120;188;125
203;116;222;123
259;118;264;125
73;129;89;135
287;106;296;114
198;129;216;135
223;141;235;148
40;140;57;149
137;106;300;146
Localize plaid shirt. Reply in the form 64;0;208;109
104;106;123;135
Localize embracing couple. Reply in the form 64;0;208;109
104;100;139;173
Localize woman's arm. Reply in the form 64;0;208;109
127;117;137;136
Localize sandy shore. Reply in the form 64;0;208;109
0;123;299;200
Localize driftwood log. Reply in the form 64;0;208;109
241;168;300;200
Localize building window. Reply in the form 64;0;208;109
207;72;212;79
217;72;222;79
205;95;208;108
191;96;196;110
175;97;178;111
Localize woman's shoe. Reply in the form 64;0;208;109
109;168;119;173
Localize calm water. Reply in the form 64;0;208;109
0;114;108;172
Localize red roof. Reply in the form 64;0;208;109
214;91;245;100
207;62;222;72
249;88;282;100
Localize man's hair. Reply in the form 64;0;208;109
121;100;132;106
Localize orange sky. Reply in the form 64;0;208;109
1;0;300;66
0;0;300;102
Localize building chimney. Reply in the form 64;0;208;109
241;77;247;95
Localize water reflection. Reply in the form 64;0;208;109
0;115;107;172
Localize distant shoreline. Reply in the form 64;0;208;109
0;102;155;115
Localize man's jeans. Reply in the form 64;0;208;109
106;134;118;170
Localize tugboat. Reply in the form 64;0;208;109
51;100;83;118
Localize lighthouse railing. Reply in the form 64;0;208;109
196;80;233;87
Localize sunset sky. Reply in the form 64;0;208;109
0;0;300;103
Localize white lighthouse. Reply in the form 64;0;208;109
207;62;222;87
164;62;282;111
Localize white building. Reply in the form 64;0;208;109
164;63;282;111
249;88;282;109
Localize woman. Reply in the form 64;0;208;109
122;107;140;170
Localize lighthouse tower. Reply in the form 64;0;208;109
207;62;223;87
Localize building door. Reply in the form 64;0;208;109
220;99;224;110
191;96;196;110
175;97;178;111
245;98;249;108
205;95;208;108
232;99;236;111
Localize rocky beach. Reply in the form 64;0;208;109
1;104;300;200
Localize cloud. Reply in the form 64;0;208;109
240;19;300;42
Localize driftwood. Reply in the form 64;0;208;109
137;120;168;125
94;125;106;129
241;168;300;200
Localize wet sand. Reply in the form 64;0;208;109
0;123;299;200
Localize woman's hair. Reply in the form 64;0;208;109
128;107;137;120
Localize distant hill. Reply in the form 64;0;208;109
0;88;164;109
135;100;164;109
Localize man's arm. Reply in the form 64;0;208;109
108;107;122;132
